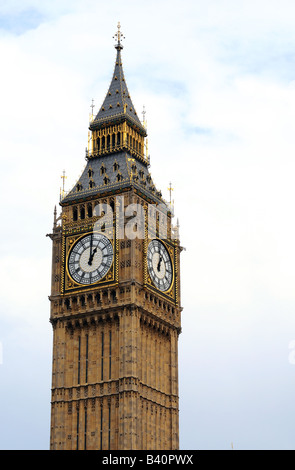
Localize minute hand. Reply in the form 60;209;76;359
88;234;93;265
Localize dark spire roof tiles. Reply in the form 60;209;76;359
61;152;162;205
90;49;146;135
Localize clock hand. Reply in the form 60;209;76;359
93;238;112;255
88;244;99;266
88;234;93;265
157;255;163;272
89;239;110;265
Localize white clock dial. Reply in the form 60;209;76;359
147;239;173;292
68;233;113;285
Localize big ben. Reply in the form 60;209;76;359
48;24;182;451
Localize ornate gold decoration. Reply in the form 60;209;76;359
113;22;125;48
62;228;117;294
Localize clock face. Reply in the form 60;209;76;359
147;239;173;292
68;233;113;285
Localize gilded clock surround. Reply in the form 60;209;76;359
48;24;182;451
66;232;115;288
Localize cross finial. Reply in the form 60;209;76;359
142;105;147;128
168;182;174;203
113;22;125;49
61;170;67;191
90;98;95;115
60;170;67;199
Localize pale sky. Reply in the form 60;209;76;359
1;0;295;450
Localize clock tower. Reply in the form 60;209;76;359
48;24;182;450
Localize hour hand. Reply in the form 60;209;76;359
88;245;98;265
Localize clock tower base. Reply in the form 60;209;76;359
50;293;180;450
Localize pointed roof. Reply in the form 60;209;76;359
61;151;163;206
90;26;146;136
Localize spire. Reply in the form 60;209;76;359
90;23;146;136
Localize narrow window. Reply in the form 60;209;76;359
84;408;87;450
108;405;111;450
87;204;93;218
78;336;81;384
101;331;104;381
80;206;85;219
100;407;103;449
76;407;80;450
109;330;112;379
85;334;89;383
117;132;121;146
73;206;78;221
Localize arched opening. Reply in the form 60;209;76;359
73;206;78;221
111;290;117;302
87;204;93;218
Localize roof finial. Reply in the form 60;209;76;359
60;170;67;200
168;182;174;204
90;98;95;116
142;105;147;129
113;22;125;50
